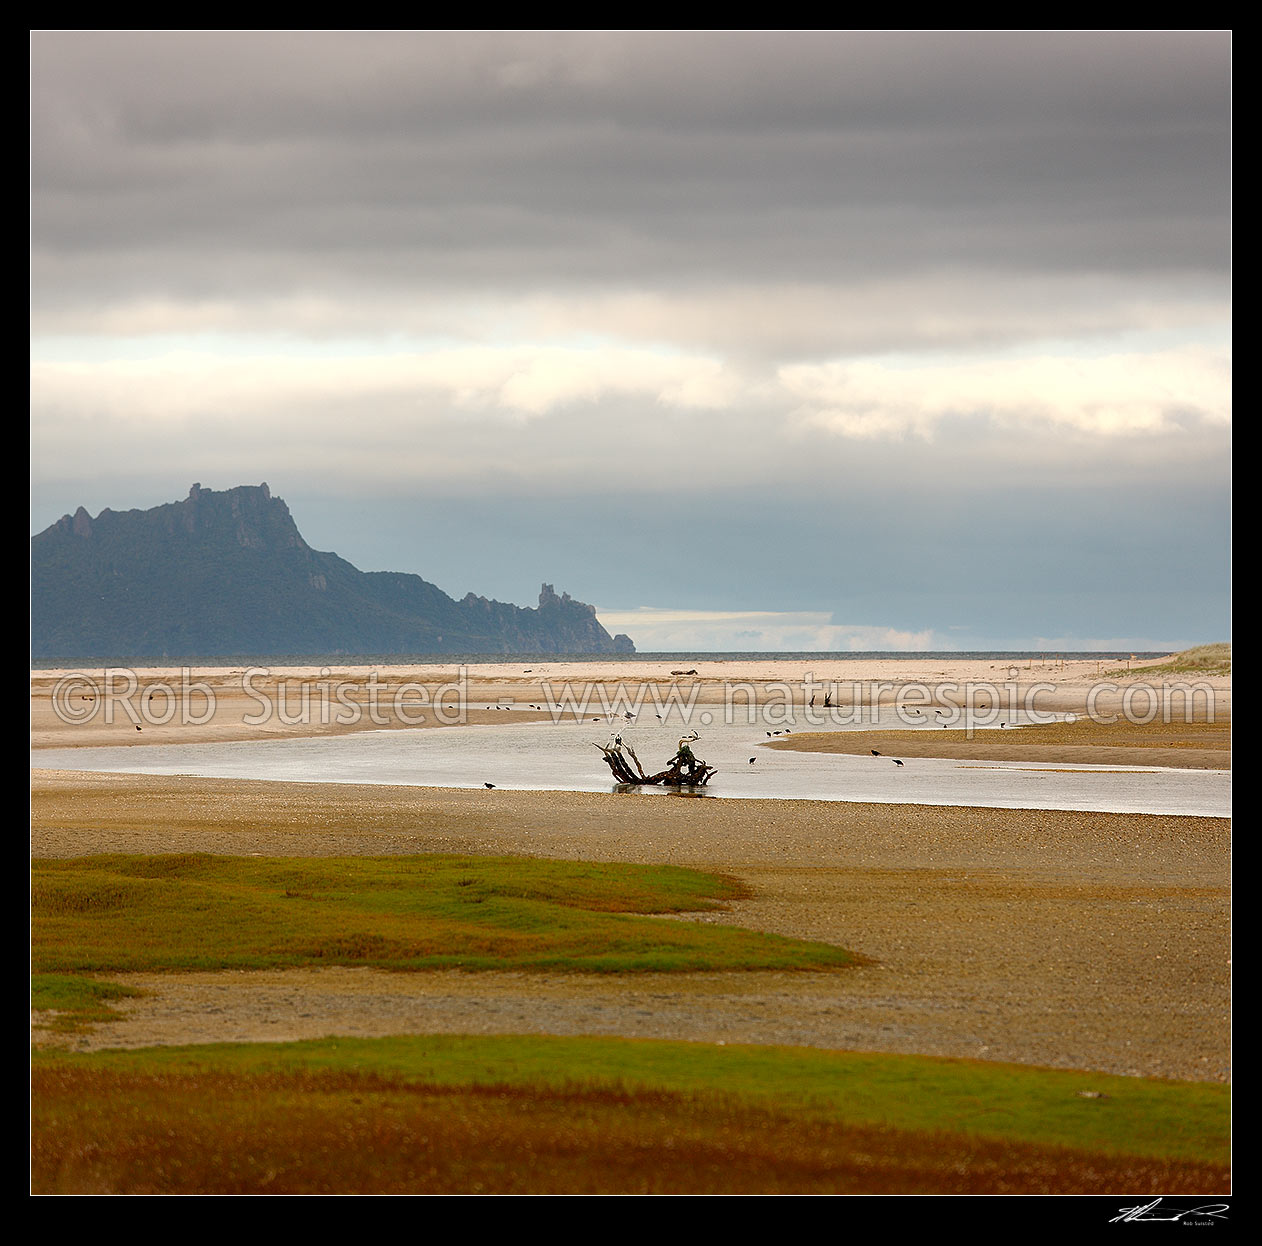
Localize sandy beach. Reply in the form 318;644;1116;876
31;655;1230;1085
30;655;1229;749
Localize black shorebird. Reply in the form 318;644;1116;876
871;749;881;756
484;782;495;789
892;759;904;766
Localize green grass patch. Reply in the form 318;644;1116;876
30;974;143;1032
31;853;858;974
31;1036;1230;1194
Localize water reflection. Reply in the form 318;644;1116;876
611;782;716;798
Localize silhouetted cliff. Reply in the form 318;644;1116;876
31;483;635;658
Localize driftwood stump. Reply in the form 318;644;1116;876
594;739;717;787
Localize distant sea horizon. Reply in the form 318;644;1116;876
30;650;1175;670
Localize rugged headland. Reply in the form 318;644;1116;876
30;483;635;659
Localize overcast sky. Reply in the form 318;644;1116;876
30;30;1231;651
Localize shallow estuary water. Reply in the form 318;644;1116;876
33;705;1230;817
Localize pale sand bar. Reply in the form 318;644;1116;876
31;656;1230;750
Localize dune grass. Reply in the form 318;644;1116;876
31;1036;1230;1195
1149;644;1231;675
31;853;859;975
1109;643;1231;678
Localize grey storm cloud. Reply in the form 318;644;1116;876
31;30;1230;301
29;31;1231;649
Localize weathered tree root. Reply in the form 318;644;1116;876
594;741;717;786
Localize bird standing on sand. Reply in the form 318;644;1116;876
871;749;881;756
484;782;495;789
892;759;904;766
749;757;756;764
